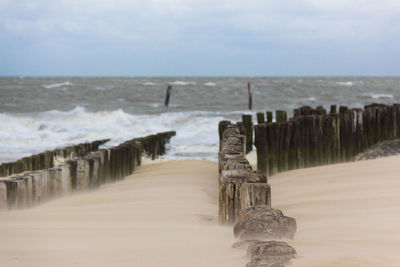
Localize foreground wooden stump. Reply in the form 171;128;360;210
233;206;296;240
246;240;296;267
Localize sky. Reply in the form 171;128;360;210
0;0;399;76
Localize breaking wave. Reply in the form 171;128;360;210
43;82;73;89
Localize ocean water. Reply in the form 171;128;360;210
0;77;399;163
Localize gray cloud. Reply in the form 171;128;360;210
0;0;399;75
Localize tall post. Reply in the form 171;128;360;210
164;85;172;107
248;82;252;110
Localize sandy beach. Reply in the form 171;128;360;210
271;155;400;267
1;156;400;266
0;160;246;267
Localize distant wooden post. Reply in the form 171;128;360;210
164;85;172;107
248;82;252;110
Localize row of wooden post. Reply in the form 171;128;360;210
252;103;400;176
218;121;270;224
0;139;110;177
0;131;176;211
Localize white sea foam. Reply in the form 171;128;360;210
43;82;73;89
148;103;161;108
169;81;196;86
203;82;216;87
336;81;354;86
142;82;157;86
361;93;393;99
0;107;227;163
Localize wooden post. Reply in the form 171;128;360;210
282;122;291;171
239;183;271;210
0;181;7;210
393;104;400;139
339;106;348;114
242;115;253;153
164;85;172;107
219;121;231;151
288;120;297;170
276;110;287;123
308;116;317;167
315;115;324;166
353;108;363;155
248;82;252;110
330;105;337;114
266;123;278;175
4;179;18;209
254;124;268;176
266;111;273;123
256;112;265;124
316;106;326;115
330;114;340;163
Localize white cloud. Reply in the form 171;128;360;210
1;0;399;45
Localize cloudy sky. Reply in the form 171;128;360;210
0;0;399;76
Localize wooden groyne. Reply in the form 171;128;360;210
218;121;296;267
0;139;110;177
0;131;175;211
254;103;400;176
218;121;270;224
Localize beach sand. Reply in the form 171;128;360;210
0;160;246;267
271;155;400;267
1;156;400;267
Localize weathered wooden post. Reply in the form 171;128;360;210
276;123;284;172
265;123;278;176
300;116;310;167
76;158;90;190
4;179;18;209
316;106;326;115
330;105;337;114
164;85;172;107
393;104;400;139
339;106;348;114
219;121;231;151
308;116;317;167
248;82;252;110
331;114;340;163
266;111;273;123
242;115;253;153
276;110;287;123
0;181;7;210
282;122;291;171
256;112;265;124
239;183;271;209
353;108;363;155
254;124;268;176
315;115;324;166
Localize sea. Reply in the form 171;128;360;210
1;77;399;164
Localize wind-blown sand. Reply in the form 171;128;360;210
1;157;400;267
0;160;246;267
271;155;400;267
